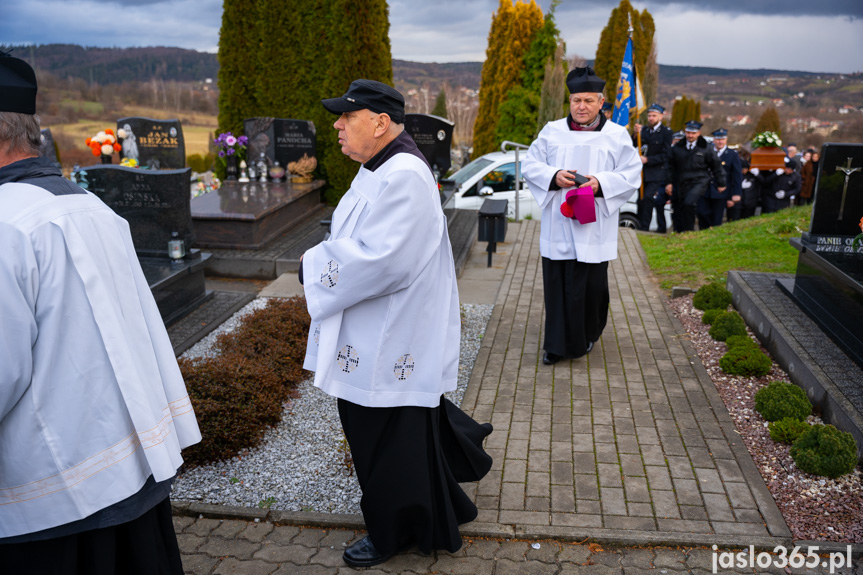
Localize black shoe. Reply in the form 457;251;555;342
343;536;394;567
543;351;561;365
586;341;594;354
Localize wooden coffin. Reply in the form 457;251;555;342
750;147;786;170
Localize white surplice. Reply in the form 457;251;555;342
521;118;642;262
302;154;460;408
0;183;201;538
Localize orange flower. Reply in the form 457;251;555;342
859;216;863;232
85;137;92;146
113;143;121;152
105;128;114;136
91;146;100;156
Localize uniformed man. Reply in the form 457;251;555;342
0;53;200;573
699;128;742;226
521;66;642;365
634;103;673;232
666;121;726;232
300;79;492;567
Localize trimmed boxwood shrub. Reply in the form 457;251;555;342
754;381;812;422
725;335;758;350
790;424;858;478
708;310;747;342
701;308;723;325
693;282;732;311
719;345;773;377
768;417;810;444
179;296;311;466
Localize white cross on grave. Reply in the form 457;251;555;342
835;157;862;220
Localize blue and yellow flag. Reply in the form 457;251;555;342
612;37;646;126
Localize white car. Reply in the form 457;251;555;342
443;152;672;231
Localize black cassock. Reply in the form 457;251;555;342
338;396;492;556
542;257;610;358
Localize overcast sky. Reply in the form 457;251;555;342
2;0;861;74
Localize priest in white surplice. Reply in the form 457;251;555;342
0;54;200;573
299;80;492;568
522;66;642;365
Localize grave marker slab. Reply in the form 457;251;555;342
405;113;454;175
116;117;186;169
243;117;316;170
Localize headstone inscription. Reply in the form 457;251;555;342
781;142;863;369
243;117;316;170
116;117;186;169
39;128;60;166
73;164;210;324
75;165;194;258
404;113;454;176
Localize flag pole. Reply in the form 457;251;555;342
629;19;645;203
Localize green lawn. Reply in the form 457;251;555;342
637;205;812;291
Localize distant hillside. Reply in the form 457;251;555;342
2;44;219;84
393;59;483;92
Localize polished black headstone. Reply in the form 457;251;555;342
116;117;186;169
787;142;863;369
405;113;454;175
243;117;316;169
39;128;60;165
74;165;193;258
806;142;863;244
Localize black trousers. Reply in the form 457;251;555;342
541;257;609;358
0;497;183;575
678;177;710;232
338;396;492;556
697;195;727;229
638;181;667;232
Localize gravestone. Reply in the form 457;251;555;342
779;142;863;368
74;165;210;324
116;117;186;169
243;117;316;169
39;128;60;166
405;113;454;176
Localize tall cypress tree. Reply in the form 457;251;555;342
217;0;391;203
473;0;516;156
751;106;782;138
593;0;654;105
431;88;448;119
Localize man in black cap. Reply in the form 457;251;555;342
299;79;492;568
700;127;743;225
522;66;642;365
761;157;801;213
634;103;673;232
0;53;200;573
666;120;726;232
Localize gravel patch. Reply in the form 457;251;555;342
668;294;863;544
172;301;493;514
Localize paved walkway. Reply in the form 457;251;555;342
175;223;861;574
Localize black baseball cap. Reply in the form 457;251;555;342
321;79;405;124
0;52;37;114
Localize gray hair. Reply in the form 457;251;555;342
0;111;42;156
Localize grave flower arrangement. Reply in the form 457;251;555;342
85;128;122;157
751;131;782;149
214;132;248;157
852;216;863;251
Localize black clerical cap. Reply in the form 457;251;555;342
0;52;37;114
322;79;405;124
647;103;665;113
712;128;728;138
684;121;703;132
566;66;605;94
785;158;798;170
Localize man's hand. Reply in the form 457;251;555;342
717;187;726;193
640;155;648;164
586;175;600;194
726;200;735;208
554;170;577;189
634;123;643;132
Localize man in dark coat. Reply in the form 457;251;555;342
666;121;726;232
761;158;802;213
700;128;743;225
634;103;672;232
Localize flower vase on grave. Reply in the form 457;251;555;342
101;154;112;164
225;154;239;180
